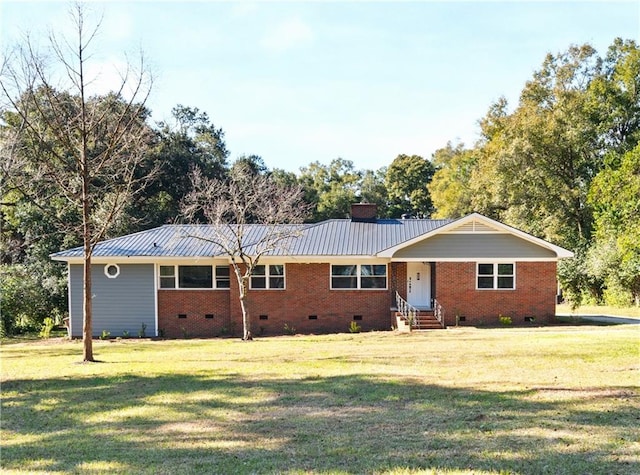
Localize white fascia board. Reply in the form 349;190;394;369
53;256;231;265
276;255;391;265
55;254;392;265
390;257;561;262
378;213;574;259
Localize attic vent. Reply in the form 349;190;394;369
351;203;377;222
104;264;120;279
450;220;499;233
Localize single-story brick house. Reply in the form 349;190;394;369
51;204;573;338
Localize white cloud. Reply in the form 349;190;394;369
261;17;313;53
82;56;151;101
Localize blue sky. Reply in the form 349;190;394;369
2;1;639;173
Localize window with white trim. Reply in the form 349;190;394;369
250;265;285;289
159;265;230;289
215;265;231;288
477;263;515;289
331;264;387;289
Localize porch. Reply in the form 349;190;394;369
392;292;445;331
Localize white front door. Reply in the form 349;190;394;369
406;262;431;308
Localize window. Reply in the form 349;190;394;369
331;264;387;290
360;264;387;289
179;266;213;288
477;263;515;290
159;266;175;288
159;265;230;289
250;265;285;289
104;264;120;279
331;265;357;289
215;266;230;288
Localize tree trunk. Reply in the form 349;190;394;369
82;251;94;361
239;277;252;340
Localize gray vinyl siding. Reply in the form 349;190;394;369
394;234;558;259
69;264;155;337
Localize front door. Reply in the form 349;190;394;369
406;262;431;308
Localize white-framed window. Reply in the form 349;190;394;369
331;264;387;289
159;265;230;289
104;264;120;279
477;263;515;290
250;265;285;289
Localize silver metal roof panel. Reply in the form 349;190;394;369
51;219;454;259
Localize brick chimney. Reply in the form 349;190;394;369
351;203;378;222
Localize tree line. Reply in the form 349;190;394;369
2;18;638;338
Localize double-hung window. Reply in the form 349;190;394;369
250;265;285;289
477;263;515;290
179;265;213;288
159;265;230;289
331;264;387;289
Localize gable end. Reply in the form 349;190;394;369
393;233;559;260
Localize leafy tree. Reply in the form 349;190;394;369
138;105;229;228
588;38;640;155
270;168;301;189
0;263;66;337
428;39;639;305
232;154;268;177
385;154;435;218
360;168;389;217
588;144;640;305
299;158;362;221
180;163;310;340
1;5;155;360
482;44;601;248
429;142;477;219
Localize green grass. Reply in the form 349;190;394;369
557;303;640;318
2;326;639;474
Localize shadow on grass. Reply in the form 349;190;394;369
2;374;638;474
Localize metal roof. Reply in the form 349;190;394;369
50;218;454;260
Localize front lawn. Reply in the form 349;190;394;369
557;303;640;318
1;326;638;474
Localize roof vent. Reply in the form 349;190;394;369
351;203;377;223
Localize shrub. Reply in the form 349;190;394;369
1;265;65;336
499;315;512;326
138;323;147;338
349;321;362;333
39;317;55;339
283;323;296;335
100;330;111;340
603;279;633;307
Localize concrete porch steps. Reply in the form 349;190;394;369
393;310;444;331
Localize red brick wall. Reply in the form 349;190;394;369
390;262;407;300
157;290;231;338
230;263;393;336
156;260;558;336
434;261;557;326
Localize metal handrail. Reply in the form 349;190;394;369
395;291;418;328
433;299;445;328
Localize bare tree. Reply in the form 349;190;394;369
0;4;155;361
181;164;310;340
